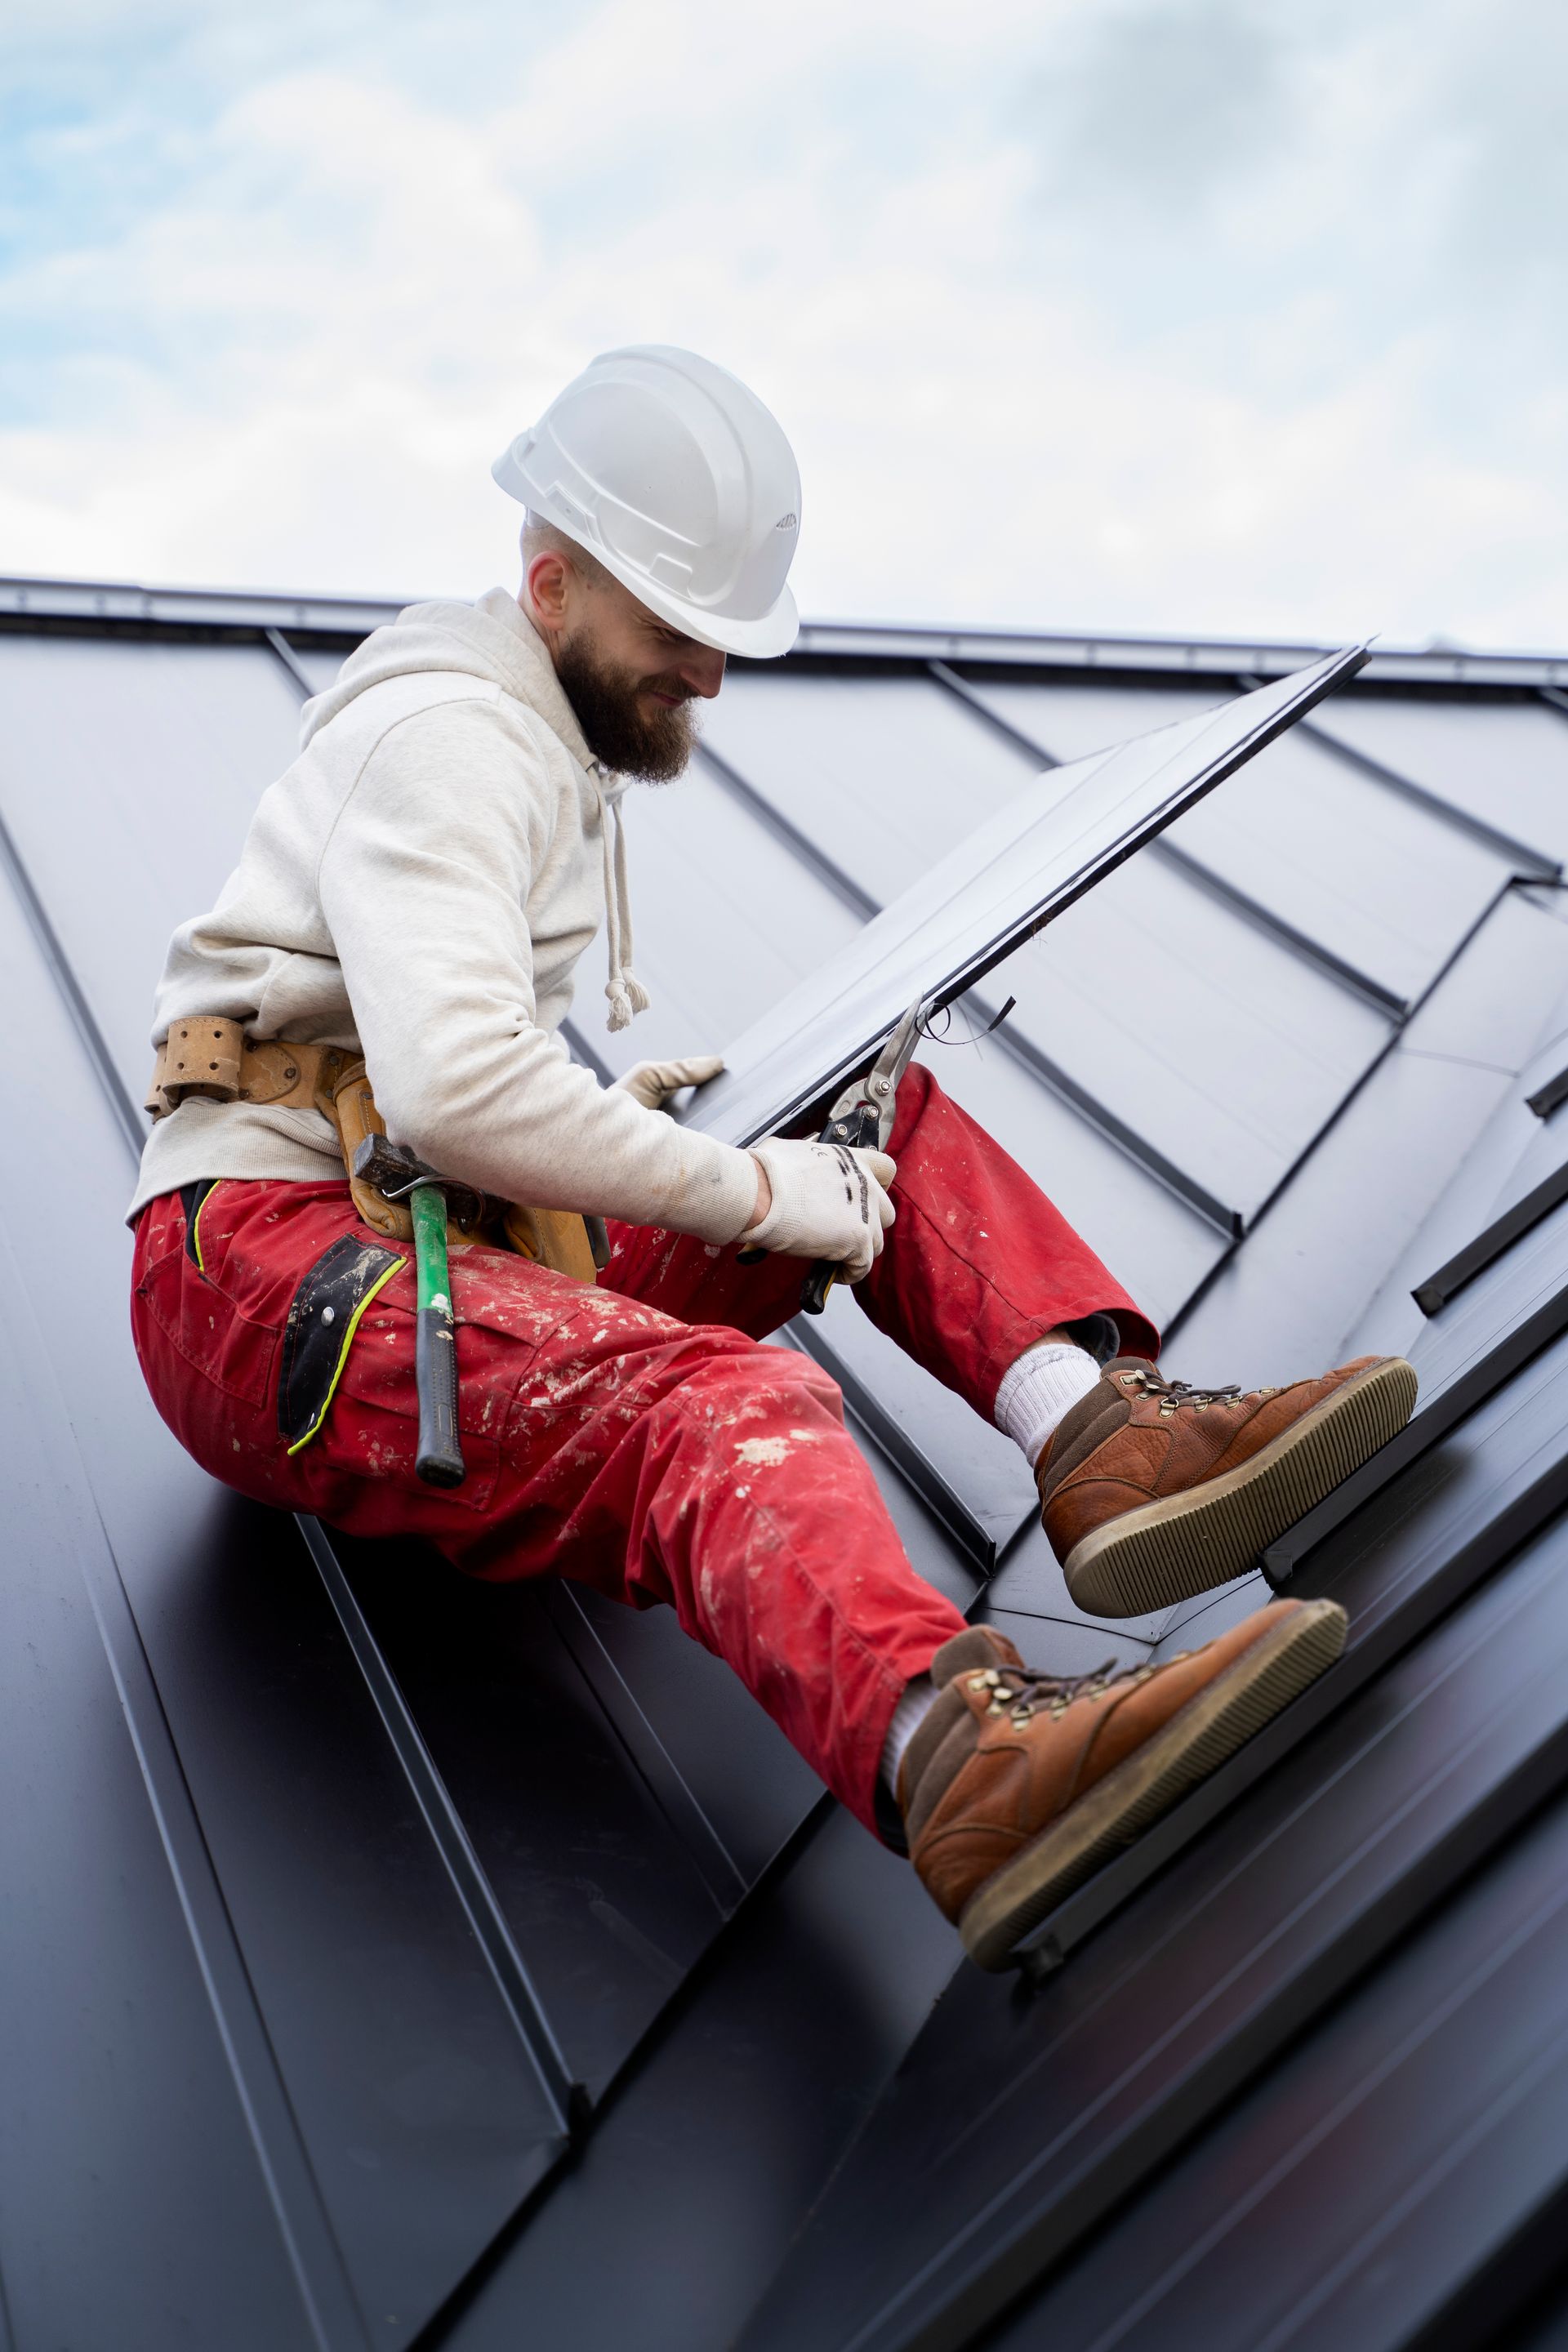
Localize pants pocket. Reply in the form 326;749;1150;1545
136;1205;280;1409
278;1232;405;1453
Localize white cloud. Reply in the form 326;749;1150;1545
0;0;1562;649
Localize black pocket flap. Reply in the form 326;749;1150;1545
278;1233;404;1451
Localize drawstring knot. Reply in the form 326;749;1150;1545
605;973;652;1031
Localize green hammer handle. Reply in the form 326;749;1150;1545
409;1183;466;1487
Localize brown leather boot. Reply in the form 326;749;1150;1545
1038;1355;1417;1619
900;1599;1346;1968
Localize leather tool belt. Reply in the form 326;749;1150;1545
146;1017;600;1281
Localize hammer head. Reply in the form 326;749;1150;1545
351;1135;488;1231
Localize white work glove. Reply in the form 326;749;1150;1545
740;1137;897;1283
613;1054;725;1111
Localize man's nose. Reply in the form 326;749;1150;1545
675;648;726;699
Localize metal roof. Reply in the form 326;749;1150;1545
2;575;1568;2350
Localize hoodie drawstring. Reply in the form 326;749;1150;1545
599;782;651;1033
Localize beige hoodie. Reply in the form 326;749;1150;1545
129;587;759;1241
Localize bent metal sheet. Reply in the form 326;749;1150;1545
679;644;1369;1150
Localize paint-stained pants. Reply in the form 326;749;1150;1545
130;1064;1155;1835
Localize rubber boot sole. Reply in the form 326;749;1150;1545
1062;1357;1418;1621
959;1597;1347;1970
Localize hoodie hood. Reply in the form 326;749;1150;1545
300;586;597;769
301;587;650;1033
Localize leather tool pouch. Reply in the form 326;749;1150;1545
148;1020;603;1283
324;1059;420;1244
501;1204;602;1283
332;1075;599;1277
147;1022;352;1120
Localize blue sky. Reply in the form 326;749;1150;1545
2;0;1563;648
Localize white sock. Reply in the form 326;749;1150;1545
994;1341;1102;1468
880;1673;938;1795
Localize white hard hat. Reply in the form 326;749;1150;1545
492;345;801;659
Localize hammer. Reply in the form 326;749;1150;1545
352;1137;480;1487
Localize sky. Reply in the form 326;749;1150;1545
0;0;1563;649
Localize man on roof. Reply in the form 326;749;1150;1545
129;344;1415;1970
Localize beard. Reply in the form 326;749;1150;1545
555;632;700;782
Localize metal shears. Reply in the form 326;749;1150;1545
799;991;930;1316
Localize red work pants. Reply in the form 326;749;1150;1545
130;1065;1154;1836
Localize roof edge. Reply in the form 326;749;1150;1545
2;572;1566;688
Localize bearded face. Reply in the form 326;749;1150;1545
555;630;701;782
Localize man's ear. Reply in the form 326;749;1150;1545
526;550;572;636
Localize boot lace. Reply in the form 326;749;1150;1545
1116;1365;1280;1418
963;1655;1175;1724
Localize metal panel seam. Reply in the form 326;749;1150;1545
0;1212;369;2352
1413;1168;1568;1318
0;800;147;1156
1160;874;1524;1344
1231;674;1564;882
1264;1273;1568;1582
264;626;320;699
694;728;1242;1230
296;1519;583;2133
541;1580;751;1911
930;657;1411;1018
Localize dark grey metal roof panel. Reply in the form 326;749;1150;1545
962;676;1230;756
682;648;1368;1152
988;1780;1568;2352
970;675;1521;1009
1011;850;1388;1219
702;671;1042;901
1512;2287;1568;2352
1406;1196;1568;1401
326;1536;815;2105
0;634;305;1097
1411;1160;1568;1320
318;1517;943;2124
443;1800;964;2352
0;1274;332;2352
1312;695;1568;870
703;677;1392;1236
980;1515;1173;1648
1339;987;1568;1372
1169;720;1517;1007
292;644;351;694
0;572;403;637
1172;884;1568;1383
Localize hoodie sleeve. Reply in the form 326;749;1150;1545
317;699;760;1242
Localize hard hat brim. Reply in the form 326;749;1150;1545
494;446;800;660
606;563;800;661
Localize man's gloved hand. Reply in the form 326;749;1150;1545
613;1054;725;1111
740;1137;897;1283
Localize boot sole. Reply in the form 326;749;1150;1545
1062;1357;1417;1621
959;1597;1348;1970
